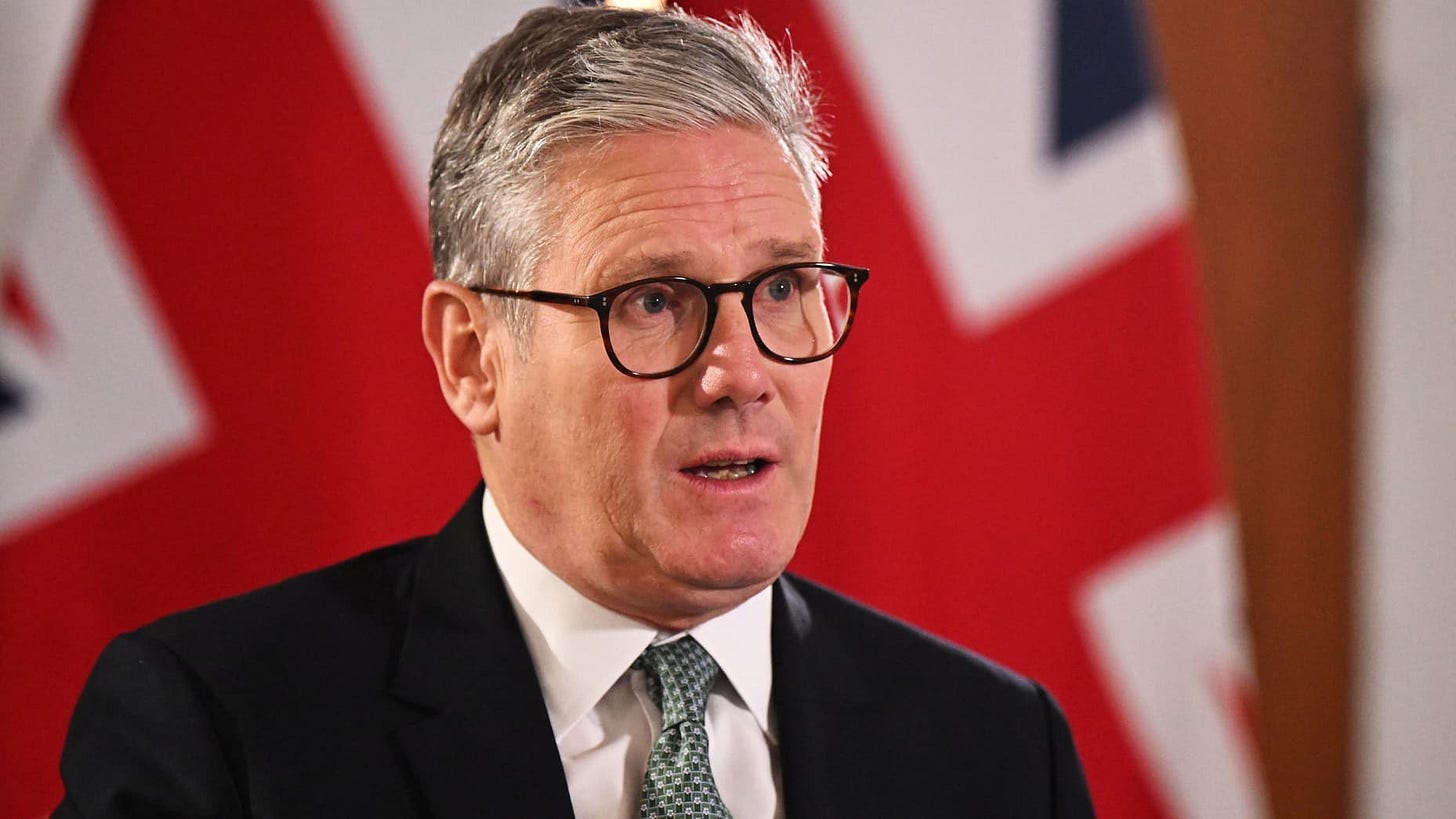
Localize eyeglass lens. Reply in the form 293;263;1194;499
605;266;853;375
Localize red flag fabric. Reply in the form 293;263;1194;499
0;2;1265;816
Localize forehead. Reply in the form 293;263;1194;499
541;126;823;287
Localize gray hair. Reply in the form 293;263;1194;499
428;5;829;338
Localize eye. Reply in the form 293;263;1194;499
617;281;688;322
637;289;669;314
764;274;799;302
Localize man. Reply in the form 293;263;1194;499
57;7;1093;818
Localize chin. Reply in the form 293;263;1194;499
660;525;797;592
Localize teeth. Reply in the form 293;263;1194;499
690;460;761;480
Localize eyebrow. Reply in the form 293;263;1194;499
760;238;823;263
595;252;695;289
597;238;824;289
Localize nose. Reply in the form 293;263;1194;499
690;296;774;410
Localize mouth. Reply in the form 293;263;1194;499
681;457;772;482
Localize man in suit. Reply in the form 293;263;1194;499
57;7;1094;817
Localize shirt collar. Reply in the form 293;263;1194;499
482;489;774;741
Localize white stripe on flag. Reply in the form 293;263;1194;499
0;125;208;539
0;0;90;253
1079;506;1268;819
815;0;1186;328
317;0;541;229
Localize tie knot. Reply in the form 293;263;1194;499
635;636;719;727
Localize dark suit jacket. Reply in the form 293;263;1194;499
56;485;1094;817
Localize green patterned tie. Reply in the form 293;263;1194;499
634;637;732;818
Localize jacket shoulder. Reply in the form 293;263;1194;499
58;537;448;817
135;537;427;698
776;573;1095;816
780;571;1039;699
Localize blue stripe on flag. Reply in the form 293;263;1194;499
0;371;23;421
1053;0;1155;156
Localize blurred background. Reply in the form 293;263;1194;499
1;1;1449;817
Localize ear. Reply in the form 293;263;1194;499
422;280;505;436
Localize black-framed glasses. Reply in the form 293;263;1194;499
470;262;869;379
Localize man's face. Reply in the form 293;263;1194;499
484;125;831;628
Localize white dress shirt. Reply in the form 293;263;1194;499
483;490;783;819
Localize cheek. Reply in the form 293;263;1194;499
592;392;675;547
507;366;601;480
584;387;669;489
790;368;831;445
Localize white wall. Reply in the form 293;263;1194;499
1358;1;1456;816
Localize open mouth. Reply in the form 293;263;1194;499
682;458;769;481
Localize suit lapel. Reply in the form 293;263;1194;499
386;491;892;817
388;485;574;819
772;575;888;818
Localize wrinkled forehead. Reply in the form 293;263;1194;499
539;124;823;223
531;127;823;286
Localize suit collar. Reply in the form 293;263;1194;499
483;487;777;743
389;484;574;819
385;487;886;818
